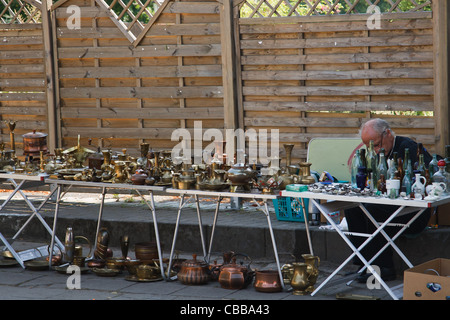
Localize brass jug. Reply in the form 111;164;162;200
302;254;320;292
290;262;311;295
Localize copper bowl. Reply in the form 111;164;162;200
254;270;282;293
134;242;158;262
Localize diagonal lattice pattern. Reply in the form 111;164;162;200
239;0;432;18
96;0;168;42
0;0;41;23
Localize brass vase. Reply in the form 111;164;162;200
290;262;311;295
302;254;320;292
299;162;315;184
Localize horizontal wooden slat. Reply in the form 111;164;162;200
243;101;434;112
241;51;433;65
57;24;220;38
57;44;221;58
245;116;435;128
242;68;433;81
243;85;433;96
59;65;222;78
0;92;46;101
0;50;44;59
0;79;46;87
240;35;433;49
59;86;223;99
60;107;223;119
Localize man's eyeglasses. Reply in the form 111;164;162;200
373;129;387;149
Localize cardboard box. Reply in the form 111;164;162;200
436;202;450;226
403;258;450;300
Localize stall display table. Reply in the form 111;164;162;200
0;173;65;268
282;188;450;300
165;188;286;289
45;179;167;279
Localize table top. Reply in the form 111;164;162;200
281;190;450;208
166;188;278;199
44;178;167;192
0;172;47;182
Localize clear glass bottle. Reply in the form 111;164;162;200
403;148;410;174
432;160;449;193
428;153;439;176
366;140;377;184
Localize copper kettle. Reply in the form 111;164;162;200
218;253;254;290
177;254;210;285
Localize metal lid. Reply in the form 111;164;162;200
22;130;48;138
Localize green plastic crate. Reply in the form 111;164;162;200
272;196;308;222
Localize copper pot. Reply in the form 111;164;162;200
218;254;254;290
22;130;48;156
254;270;282;293
134;242;158;263
177;254;210;285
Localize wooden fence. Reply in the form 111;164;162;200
0;0;448;163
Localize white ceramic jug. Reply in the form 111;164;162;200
411;173;426;195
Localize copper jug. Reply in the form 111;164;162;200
290;262;311;295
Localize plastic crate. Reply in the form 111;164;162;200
272;197;308;222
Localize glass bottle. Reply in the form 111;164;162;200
414;143;424;171
417;154;425;176
376;149;388;188
403;148;410;174
377;173;387;194
366;140;377;186
356;166;367;190
432;160;449;193
428;154;439;176
402;167;412;196
445;145;450;174
351;149;362;188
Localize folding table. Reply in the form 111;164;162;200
165;188;286;289
0;173;64;268
282;188;450;300
45;179;167;279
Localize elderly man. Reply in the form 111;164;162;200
346;118;436;283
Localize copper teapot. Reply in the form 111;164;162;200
218;253;254;290
177;254;210;285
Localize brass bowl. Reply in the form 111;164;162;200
124;259;141;275
106;257;126;271
136;264;159;280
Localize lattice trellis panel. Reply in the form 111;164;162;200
95;0;169;44
0;0;41;23
239;0;432;18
